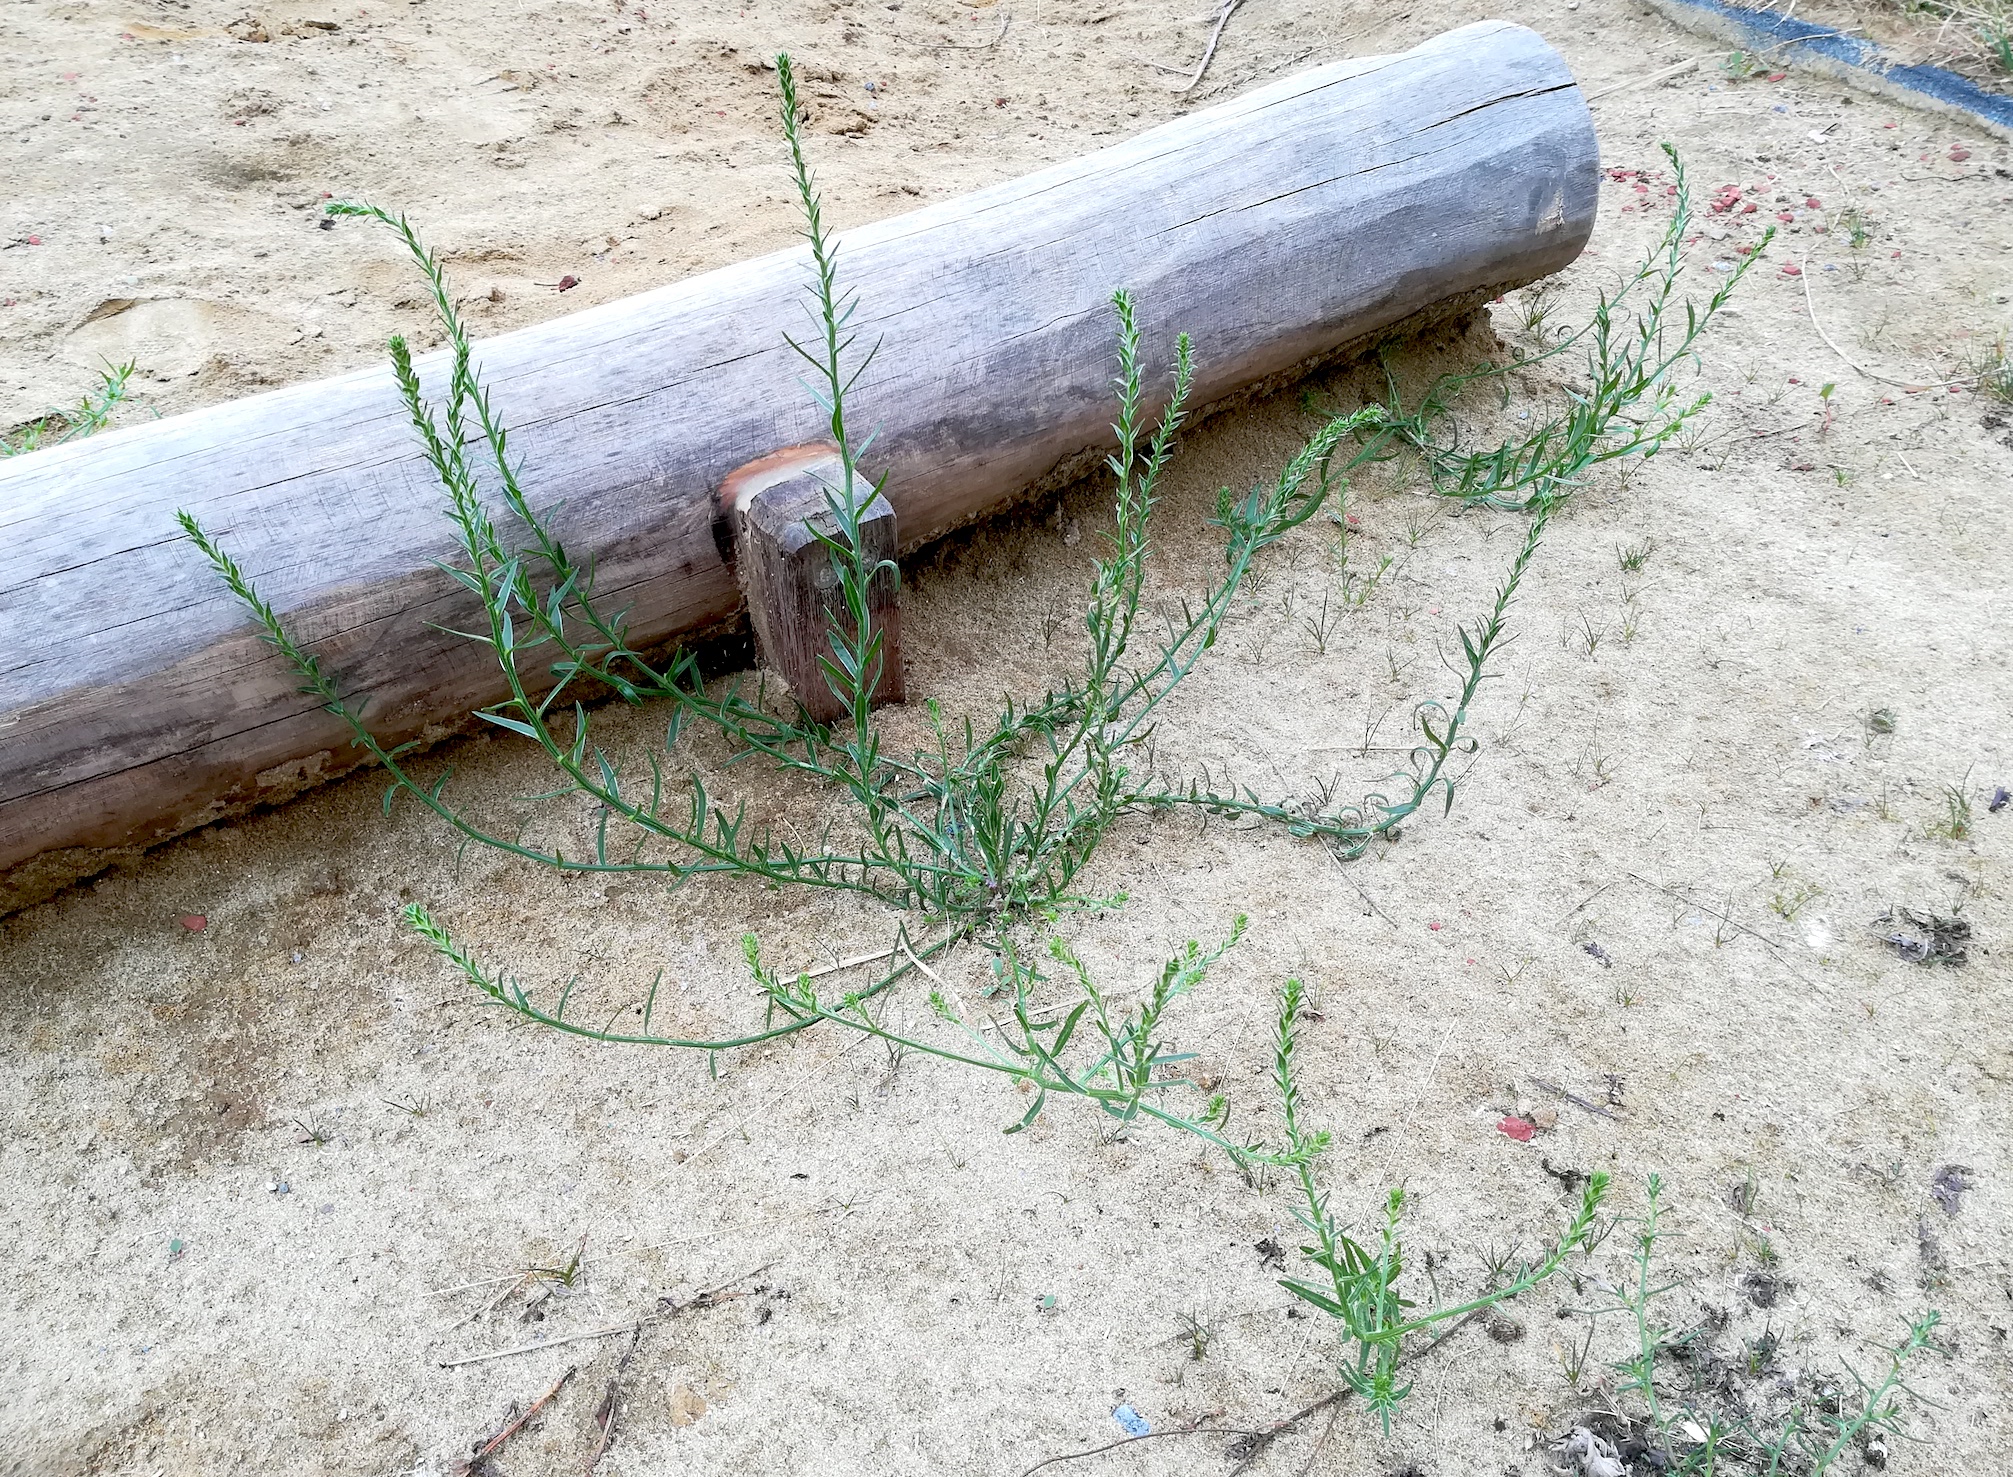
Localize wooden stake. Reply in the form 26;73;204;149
719;446;904;723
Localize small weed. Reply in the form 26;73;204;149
1175;1308;1219;1361
1574;738;1616;790
1720;47;1765;79
1838;203;1876;251
2;361;140;456
1617;538;1655;573
292;1116;337;1146
1771;880;1822;921
1928;777;1974;841
1741;1224;1782;1269
528;1234;588;1289
1745;1328;1780;1376
1301;588;1344;655
1968;335;2013;402
1558;1319;1597;1389
1518;283;1560;343
1572;614;1607;658
382;1095;432;1118
1268;978;1608;1430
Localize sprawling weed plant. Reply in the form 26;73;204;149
182;61;1760;1145
174;71;1773;1439
189;66;1763;1086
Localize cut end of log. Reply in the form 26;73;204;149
723;448;905;726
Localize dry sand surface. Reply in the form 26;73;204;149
4;0;2012;1473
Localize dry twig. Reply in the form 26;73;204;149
1798;259;1972;391
455;1365;576;1475
1147;0;1249;93
931;9;1011;49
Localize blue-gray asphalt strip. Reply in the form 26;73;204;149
1646;0;2013;140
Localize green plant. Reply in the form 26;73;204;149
1584;1175;1942;1475
1838;204;1876;251
1968;334;2012;402
1268;977;1609;1430
1720;47;1764;79
1175;1308;1220;1361
1977;2;2013;74
1618;591;1643;645
528;1234;588;1288
1573;614;1607;658
1300;586;1344;655
179;108;1758;1107
1929;776;1974;841
1518;282;1560;342
1770;880;1821;920
1617;538;1655;573
2;360;138;456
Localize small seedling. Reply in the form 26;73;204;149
2;360;139;456
1175;1308;1220;1361
1720;47;1764;79
1299;588;1342;655
528;1235;588;1289
1971;336;2012;402
1557;1319;1597;1389
1838;203;1876;251
1771;877;1822;921
1616;538;1654;573
1518;282;1560;342
1573;615;1607;658
1929;777;1974;841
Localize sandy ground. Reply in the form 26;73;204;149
4;0;2013;1474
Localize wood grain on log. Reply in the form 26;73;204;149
0;20;1597;914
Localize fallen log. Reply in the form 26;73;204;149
0;20;1597;916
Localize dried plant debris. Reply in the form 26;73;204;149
1873;906;1971;966
1917;1217;1950;1288
1929;1165;1975;1218
1554;1426;1628;1477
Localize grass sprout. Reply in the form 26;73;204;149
3;360;139;456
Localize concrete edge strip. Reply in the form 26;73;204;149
1646;0;2013;141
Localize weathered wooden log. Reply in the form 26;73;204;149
722;445;905;723
0;19;1597;915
